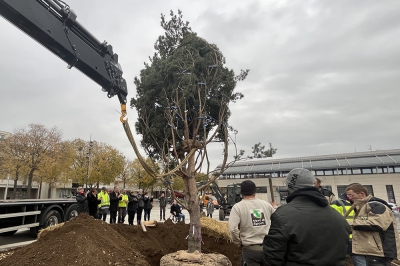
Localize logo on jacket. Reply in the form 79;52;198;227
250;209;266;226
287;174;298;190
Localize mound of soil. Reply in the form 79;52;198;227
1;214;241;266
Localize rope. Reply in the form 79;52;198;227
121;119;197;178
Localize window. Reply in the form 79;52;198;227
334;169;340;175
395;166;400;173
386;185;396;204
324;170;334;175
337;185;347;196
256;186;268;193
315;170;324;176
378;167;388;174
361;168;372;174
352;169;361;174
365;185;374;196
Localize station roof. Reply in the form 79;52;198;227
215;149;400;174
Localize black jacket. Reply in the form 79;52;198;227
159;196;167;207
87;192;101;215
76;193;88;214
127;194;138;211
143;195;153;210
170;204;182;215
263;187;351;266
109;191;122;211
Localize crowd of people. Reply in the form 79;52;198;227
75;186;187;225
76;186;158;225
228;168;400;266
76;167;400;265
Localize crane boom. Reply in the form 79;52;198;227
0;0;128;104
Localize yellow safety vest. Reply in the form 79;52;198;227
98;191;110;207
331;199;354;238
118;194;128;208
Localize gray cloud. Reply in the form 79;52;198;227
0;0;399;171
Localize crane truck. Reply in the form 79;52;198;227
0;0;128;236
198;181;242;221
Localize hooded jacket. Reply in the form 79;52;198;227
76;192;88;214
350;195;400;260
263;187;351;266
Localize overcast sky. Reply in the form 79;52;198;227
1;0;400;171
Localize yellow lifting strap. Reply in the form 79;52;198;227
120;104;197;179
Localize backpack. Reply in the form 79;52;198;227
207;201;214;209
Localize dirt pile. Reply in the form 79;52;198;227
1;214;241;266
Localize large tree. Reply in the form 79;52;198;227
68;139;125;188
0;133;30;198
128;158;158;191
130;10;248;252
5;124;62;198
36;140;75;198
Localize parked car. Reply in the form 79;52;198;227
388;203;399;212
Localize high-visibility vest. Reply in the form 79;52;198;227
98;191;110;207
119;194;128;208
331;198;354;238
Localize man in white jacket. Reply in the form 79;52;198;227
228;180;276;266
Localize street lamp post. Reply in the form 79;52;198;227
4;172;10;200
85;140;94;190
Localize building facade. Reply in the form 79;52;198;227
214;149;400;205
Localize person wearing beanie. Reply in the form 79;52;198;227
263;168;351;266
228;180;276;266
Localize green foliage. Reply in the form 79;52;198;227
128;158;158;191
131;10;248;161
234;142;277;160
67;139;125;187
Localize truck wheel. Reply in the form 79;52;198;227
64;204;78;221
0;230;17;236
219;209;225;221
43;210;61;228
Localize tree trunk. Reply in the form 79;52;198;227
13;179;18;199
47;180;52;198
12;168;19;199
185;155;202;253
27;168;34;198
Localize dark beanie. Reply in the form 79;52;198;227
241;180;256;196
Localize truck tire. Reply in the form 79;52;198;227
64;204;78;221
43;210;61;228
219;208;225;221
0;230;17;236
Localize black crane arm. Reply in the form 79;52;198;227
0;0;128;105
